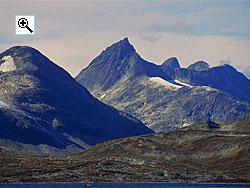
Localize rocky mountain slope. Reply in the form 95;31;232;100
1;116;249;183
76;38;250;131
0;46;153;154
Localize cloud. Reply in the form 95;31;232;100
139;21;192;42
139;32;162;43
143;21;192;33
218;57;231;66
144;2;250;38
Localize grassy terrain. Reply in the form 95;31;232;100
0;117;250;183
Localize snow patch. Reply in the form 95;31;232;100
0;56;16;72
149;77;183;90
174;80;193;87
182;123;191;127
201;86;217;91
100;93;106;99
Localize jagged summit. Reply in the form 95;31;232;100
76;38;140;91
100;37;136;61
118;37;133;47
188;61;210;71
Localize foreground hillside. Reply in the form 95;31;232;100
1;116;250;183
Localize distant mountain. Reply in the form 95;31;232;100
0;46;153;154
161;57;180;69
187;61;210;71
76;38;250;131
2;116;250;183
160;57;180;79
163;62;250;103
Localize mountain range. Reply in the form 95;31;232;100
0;46;153;154
0;40;250;184
76;38;250;131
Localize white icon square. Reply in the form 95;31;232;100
16;15;35;35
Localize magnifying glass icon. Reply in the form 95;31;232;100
18;18;33;33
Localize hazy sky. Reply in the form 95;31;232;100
0;0;250;78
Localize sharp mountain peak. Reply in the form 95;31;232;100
100;37;136;60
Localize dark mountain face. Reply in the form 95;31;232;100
76;38;250;131
0;46;153;154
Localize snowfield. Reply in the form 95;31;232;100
149;77;183;91
0;56;16;72
174;80;193;87
149;78;217;93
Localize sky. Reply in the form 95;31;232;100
0;0;250;78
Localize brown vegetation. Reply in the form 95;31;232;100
0;117;250;183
